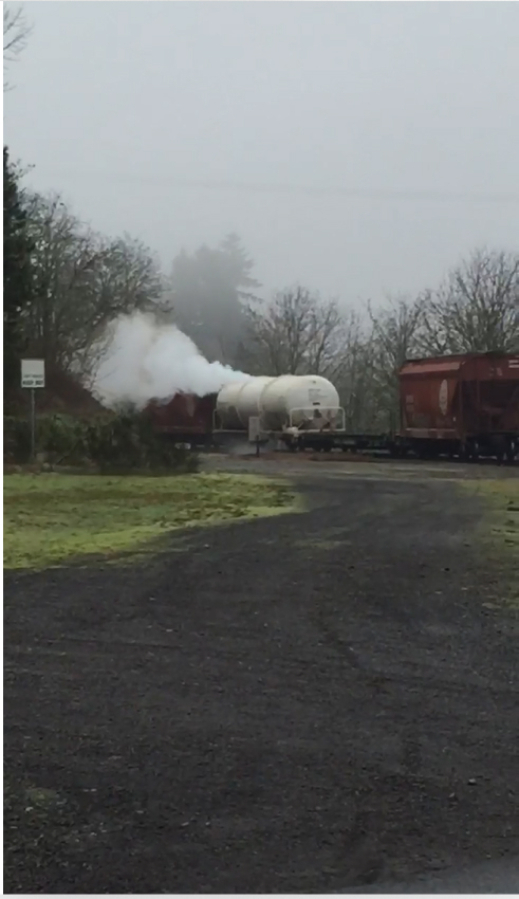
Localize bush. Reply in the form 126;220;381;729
37;414;89;463
86;408;199;473
4;417;32;463
3;408;199;474
4;414;89;464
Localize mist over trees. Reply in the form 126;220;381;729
167;233;260;364
3;9;519;433
3;153;518;430
4;154;518;430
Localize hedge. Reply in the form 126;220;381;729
3;408;199;473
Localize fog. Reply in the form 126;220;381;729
4;2;519;303
93;313;251;408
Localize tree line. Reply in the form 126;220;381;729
4;147;519;429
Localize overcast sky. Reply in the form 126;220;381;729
5;1;519;306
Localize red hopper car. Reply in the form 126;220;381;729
146;392;217;447
398;352;519;461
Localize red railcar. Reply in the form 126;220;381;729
145;392;217;446
398;352;519;460
143;357;518;463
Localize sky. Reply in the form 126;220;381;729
4;1;519;308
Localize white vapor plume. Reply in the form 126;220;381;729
92;312;251;408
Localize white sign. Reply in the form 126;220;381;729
248;416;261;442
21;358;45;389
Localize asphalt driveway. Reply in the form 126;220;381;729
4;471;519;892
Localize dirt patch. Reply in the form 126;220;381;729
4;471;519;892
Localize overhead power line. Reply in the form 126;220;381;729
32;168;519;205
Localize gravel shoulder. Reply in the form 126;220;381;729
4;464;519;893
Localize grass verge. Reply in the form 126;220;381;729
3;472;299;569
461;478;519;611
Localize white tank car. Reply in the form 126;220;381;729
260;375;341;431
234;376;275;426
215;381;249;430
216;374;341;432
215;377;274;429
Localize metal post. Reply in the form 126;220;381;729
30;388;36;462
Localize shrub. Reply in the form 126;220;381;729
4;417;32;463
86;409;199;473
4;414;89;464
37;414;89;463
3;408;199;473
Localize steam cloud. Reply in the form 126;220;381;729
92;311;251;408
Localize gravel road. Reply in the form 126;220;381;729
4;464;519;892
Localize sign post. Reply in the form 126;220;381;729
21;359;45;461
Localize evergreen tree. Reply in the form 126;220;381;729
3;147;33;396
169;234;260;364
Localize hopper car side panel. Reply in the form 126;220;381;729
398;353;519;459
146;393;217;445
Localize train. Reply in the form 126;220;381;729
146;352;519;463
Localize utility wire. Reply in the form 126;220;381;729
32;168;519;205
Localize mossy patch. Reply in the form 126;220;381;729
3;472;299;570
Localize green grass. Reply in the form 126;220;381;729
3;472;298;569
461;478;519;611
463;478;519;548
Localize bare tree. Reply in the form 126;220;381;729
369;294;425;368
22;194;100;368
244;286;344;376
4;4;32;89
368;295;425;429
21;192;163;376
330;311;379;431
76;233;165;377
421;249;519;355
